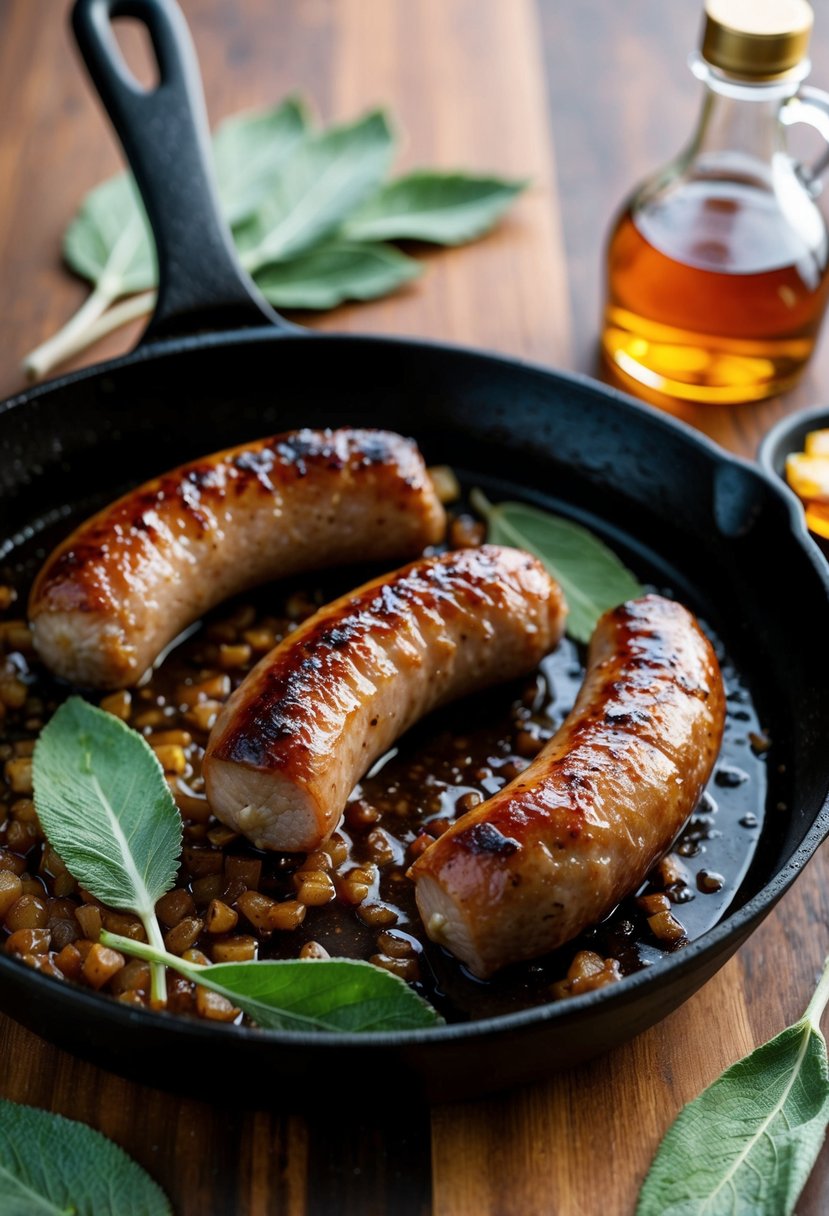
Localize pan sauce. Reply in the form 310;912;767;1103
0;515;769;1025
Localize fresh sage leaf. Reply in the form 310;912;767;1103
27;100;526;380
255;240;421;309
101;931;443;1032
212;96;311;226
31;698;443;1031
33;697;182;918
33;696;180;1005
636;1019;829;1216
0;1098;171;1216
343;170;527;245
234;110;395;269
62;98;311;294
472;491;643;644
63;172;155;296
185;957;442;1032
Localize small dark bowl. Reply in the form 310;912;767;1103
758;406;829;562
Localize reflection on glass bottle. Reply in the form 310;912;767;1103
602;0;829;405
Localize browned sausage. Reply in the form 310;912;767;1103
29;428;446;688
203;546;567;852
409;594;725;978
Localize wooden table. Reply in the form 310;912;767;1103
2;1;829;1211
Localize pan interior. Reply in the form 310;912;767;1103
0;332;826;1029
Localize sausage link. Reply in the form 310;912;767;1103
410;594;725;978
203;546;567;852
29;428;445;688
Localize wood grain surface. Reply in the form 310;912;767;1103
2;1;829;1213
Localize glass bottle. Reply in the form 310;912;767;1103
601;0;829;405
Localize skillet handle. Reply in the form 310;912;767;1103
71;0;294;342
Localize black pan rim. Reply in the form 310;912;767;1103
0;324;822;542
0;323;816;519
0;819;818;1048
2;325;821;558
2;329;829;1049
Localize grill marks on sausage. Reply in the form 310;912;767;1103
30;426;449;690
409;594;725;976
39;430;404;601
203;545;565;852
214;548;525;770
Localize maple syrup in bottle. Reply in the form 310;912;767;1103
602;0;829;405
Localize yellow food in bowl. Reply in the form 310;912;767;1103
805;430;829;458
785;429;829;539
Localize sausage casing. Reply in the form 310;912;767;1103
29;428;446;688
203;545;567;852
410;594;726;978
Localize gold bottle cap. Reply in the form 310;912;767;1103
702;0;813;80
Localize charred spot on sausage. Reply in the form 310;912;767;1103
453;822;520;857
319;627;353;650
603;707;652;727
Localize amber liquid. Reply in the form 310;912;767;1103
602;182;829;404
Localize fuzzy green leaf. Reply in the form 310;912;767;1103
234;110;395;268
637;1021;829;1216
63;173;155;295
191;957;441;1031
255;240;420;308
473;493;642;644
101;932;442;1033
0;1099;171;1216
33;99;525;382
32;697;182;921
212;96;311;226
343;170;526;245
62;98;312;295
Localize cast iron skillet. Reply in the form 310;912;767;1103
1;0;829;1103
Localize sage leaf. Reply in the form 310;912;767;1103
62;98;311;294
636;1020;829;1216
343;170;527;245
26;99;526;380
187;957;442;1032
472;492;643;644
234;110;395;269
212;96;311;226
255;240;421;309
23;174;156;381
33;696;181;958
63;172;155;295
0;1098;171;1216
101;932;443;1033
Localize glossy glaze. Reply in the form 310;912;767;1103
28;428;446;689
204;546;567;851
412;595;726;977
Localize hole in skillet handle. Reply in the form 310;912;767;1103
110;17;160;93
70;0;300;343
757;404;829;562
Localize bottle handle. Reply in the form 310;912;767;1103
782;85;829;198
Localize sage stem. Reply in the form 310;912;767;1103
468;488;494;519
22;278;119;381
22;288;157;381
79;289;156;348
804;953;829;1028
101;930;187;972
140;917;169;1009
